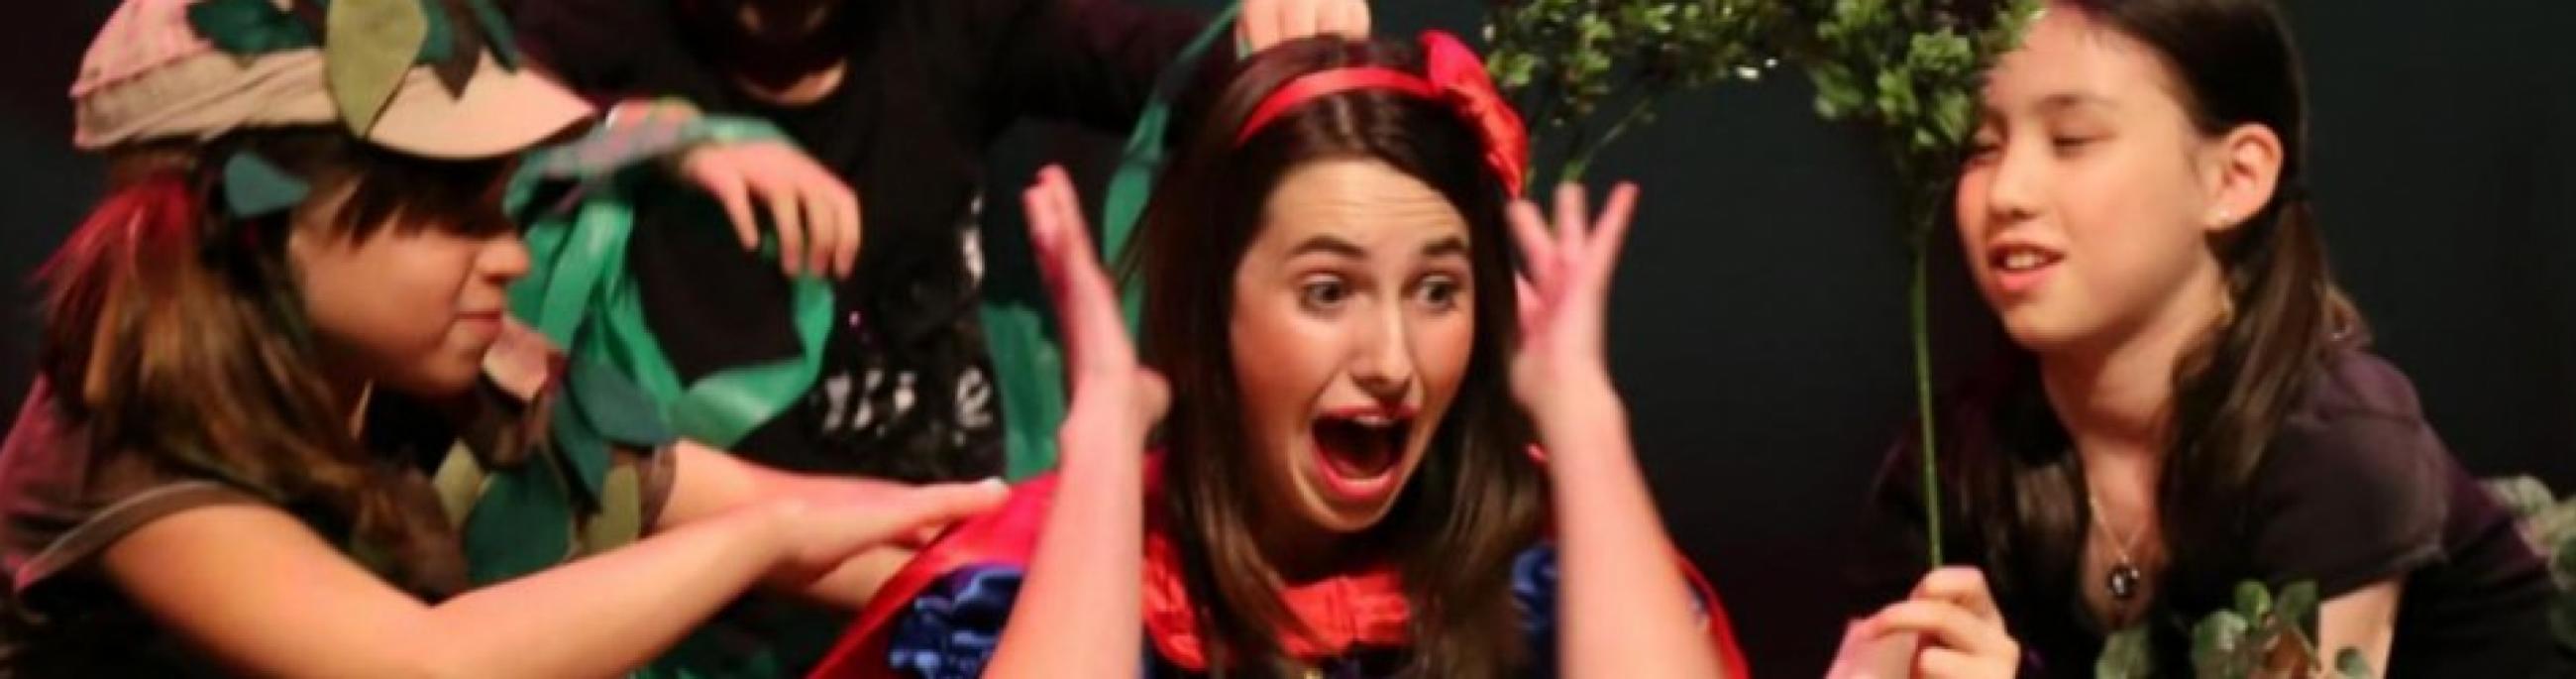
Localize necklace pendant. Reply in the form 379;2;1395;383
2106;563;2143;601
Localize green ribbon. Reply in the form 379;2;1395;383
1101;2;1243;326
510;116;832;449
984;4;1239;479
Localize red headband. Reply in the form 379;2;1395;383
1234;31;1529;196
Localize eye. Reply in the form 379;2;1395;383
1415;275;1462;311
1299;277;1350;312
2050;135;2101;156
1965;136;2003;168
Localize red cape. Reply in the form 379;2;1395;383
808;468;1754;678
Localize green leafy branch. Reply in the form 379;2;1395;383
1484;0;2037;567
2486;476;2576;654
1486;0;1792;184
1783;0;2038;566
2098;581;2372;679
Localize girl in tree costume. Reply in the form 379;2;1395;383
0;0;1005;674
809;33;1751;678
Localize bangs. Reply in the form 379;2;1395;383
333;146;518;242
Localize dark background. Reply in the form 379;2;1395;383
7;1;2572;674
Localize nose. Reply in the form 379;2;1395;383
479;232;531;284
1347;302;1416;404
1982;139;2044;228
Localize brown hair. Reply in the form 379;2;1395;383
1129;36;1549;675
37;128;514;596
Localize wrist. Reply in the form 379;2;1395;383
1527;372;1622;427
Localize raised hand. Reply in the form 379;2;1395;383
679;139;863;280
1022;166;1169;455
1507;182;1639;422
1237;0;1370;53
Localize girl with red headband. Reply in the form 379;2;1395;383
806;33;1749;678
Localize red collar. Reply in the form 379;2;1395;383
1139;519;1414;670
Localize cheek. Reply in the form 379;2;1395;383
1953;168;1994;255
1414;310;1475;406
2062;157;2208;293
1230;292;1336;439
299;240;478;359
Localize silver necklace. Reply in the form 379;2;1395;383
2085;493;2146;603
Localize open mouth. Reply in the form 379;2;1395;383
1986;243;2065;293
1988;244;2064;273
1309;405;1415;503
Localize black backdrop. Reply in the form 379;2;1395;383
6;1;2571;674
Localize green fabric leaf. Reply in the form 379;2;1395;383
567;356;677;448
220;151;311;218
415;0;454;67
462;459;576;585
511;171;831;451
422;0;483;96
549;386;613;505
429;441;485;527
325;0;429;136
188;0;319;55
464;0;520;68
578;466;643;556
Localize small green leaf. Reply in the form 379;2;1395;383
2234;580;2273;620
2095;625;2154;679
2333;647;2373;678
2278;580;2321;638
2194;610;2252;675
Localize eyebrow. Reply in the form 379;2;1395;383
1289;235;1367;259
1980;91;2119;122
2037;92;2118;114
1422;236;1468;259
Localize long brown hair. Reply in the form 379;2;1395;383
37;129;515;597
1130;37;1550;675
1897;0;2366;641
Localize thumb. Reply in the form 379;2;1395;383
1135;369;1172;424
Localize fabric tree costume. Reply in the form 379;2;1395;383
507;0;1231;485
0;0;798;672
504;2;1234;674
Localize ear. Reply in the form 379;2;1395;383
2201;123;2284;235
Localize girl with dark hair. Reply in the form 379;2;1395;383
1837;2;2566;676
811;33;1748;677
0;0;1009;674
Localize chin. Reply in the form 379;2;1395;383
1304;499;1400;534
386;357;485;398
1996;307;2103;357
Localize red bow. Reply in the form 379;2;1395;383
1235;31;1530;196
